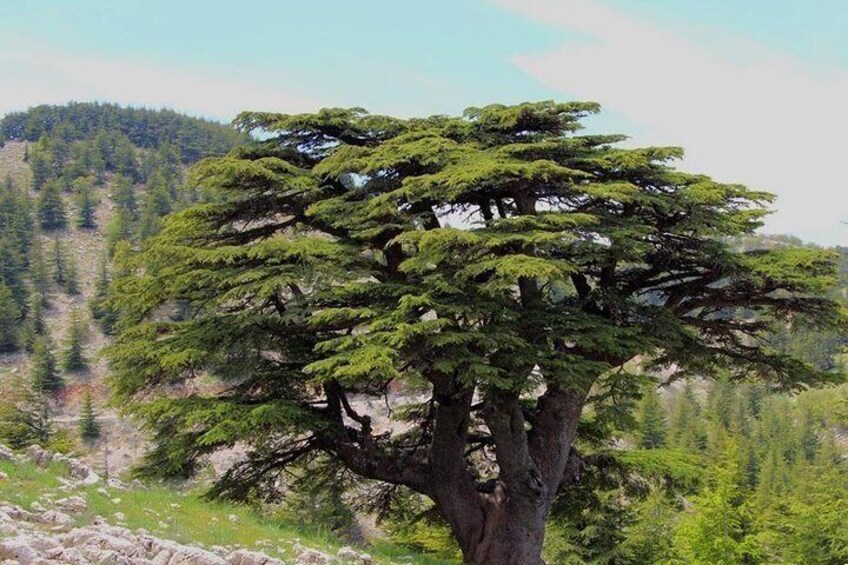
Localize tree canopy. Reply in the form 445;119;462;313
107;101;844;565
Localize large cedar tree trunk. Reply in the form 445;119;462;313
429;385;586;565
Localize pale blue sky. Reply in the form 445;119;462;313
2;0;847;243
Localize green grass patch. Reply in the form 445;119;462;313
0;458;455;564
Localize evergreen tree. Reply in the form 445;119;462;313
107;102;843;565
2;173;13;191
0;374;51;449
669;381;707;451
20;291;46;352
637;384;667;449
29;148;51;191
671;443;755;564
139;192;165;240
0;282;20;352
31;335;62;393
75;180;97;229
37;180;67;230
105;208;135;257
51;237;68;287
28;241;50;303
110;174;137;218
90;257;118;334
0;236;27;308
78;387;100;441
63;251;80;295
61;308;87;372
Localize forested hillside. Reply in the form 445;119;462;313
0;102;846;564
0;102;244;472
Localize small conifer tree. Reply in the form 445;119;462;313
0;282;21;352
61;308;87;372
90;257;118;334
37;181;67;230
29;242;50;303
0;374;51;449
75;182;97;229
31;335;62;393
79;387;100;441
63;251;80;295
637;384;668;449
20;291;46;352
51;237;67;286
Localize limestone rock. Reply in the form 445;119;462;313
226;549;284;565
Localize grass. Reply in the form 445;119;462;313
0;458;456;564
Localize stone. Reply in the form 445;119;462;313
294;548;332;564
0;538;41;564
0;444;14;461
81;471;102;485
337;546;359;561
25;445;51;467
55;495;88;513
33;510;74;527
226;549;284;565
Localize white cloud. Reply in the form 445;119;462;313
0;36;320;123
494;0;848;245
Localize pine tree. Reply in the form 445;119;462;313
0;282;21;352
61;308;87;372
31;335;62;393
37;180;67;230
637;384;667;449
78;387;100;441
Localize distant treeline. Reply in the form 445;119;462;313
1;102;245;163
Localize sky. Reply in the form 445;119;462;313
2;0;847;245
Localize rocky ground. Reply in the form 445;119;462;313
0;444;376;565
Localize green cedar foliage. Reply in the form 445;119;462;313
671;442;756;564
75;179;98;229
51;237;67;287
636;384;667;449
0;282;20;352
61;308;87;372
29;146;51;191
105;208;135;257
106;102;845;562
110;174;138;218
28;241;50;303
20;291;46;352
37;180;67;230
79;387;100;441
90;257;118;334
1;102;245;163
31;335;62;393
0;374;51;449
